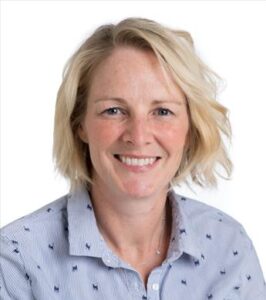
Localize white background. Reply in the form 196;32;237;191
1;1;266;275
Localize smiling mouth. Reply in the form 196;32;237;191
114;155;161;167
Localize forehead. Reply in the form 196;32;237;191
96;46;160;73
89;46;185;101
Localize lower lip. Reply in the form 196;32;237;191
114;157;160;173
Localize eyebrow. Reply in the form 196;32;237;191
93;97;184;105
94;97;125;103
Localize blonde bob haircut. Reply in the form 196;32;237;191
53;17;232;191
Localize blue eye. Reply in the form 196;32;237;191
103;107;123;115
155;108;173;116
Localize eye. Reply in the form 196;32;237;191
154;107;174;116
102;107;124;115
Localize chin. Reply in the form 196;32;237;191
120;182;160;199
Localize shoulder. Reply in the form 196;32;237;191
180;194;241;224
171;193;266;298
176;192;245;230
172;191;253;255
0;193;69;249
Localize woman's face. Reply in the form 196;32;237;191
79;46;189;200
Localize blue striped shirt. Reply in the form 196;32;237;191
1;187;265;299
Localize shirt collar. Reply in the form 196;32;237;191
67;186;203;264
167;190;204;263
67;186;106;259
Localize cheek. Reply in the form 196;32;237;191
86;120;121;148
156;120;189;151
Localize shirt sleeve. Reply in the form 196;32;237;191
240;236;266;300
0;235;34;300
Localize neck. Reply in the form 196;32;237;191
89;184;172;287
89;183;171;255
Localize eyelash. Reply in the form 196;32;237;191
154;108;174;116
102;107;125;115
102;107;174;116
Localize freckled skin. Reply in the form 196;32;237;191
79;46;189;202
78;48;189;283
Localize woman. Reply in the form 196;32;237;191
0;18;265;300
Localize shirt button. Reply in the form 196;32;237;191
152;283;159;291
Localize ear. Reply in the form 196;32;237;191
78;124;88;144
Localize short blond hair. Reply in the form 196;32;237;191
53;17;232;191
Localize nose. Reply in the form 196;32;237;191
121;116;153;147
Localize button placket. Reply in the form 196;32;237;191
146;269;162;300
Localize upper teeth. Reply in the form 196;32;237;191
119;156;157;166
